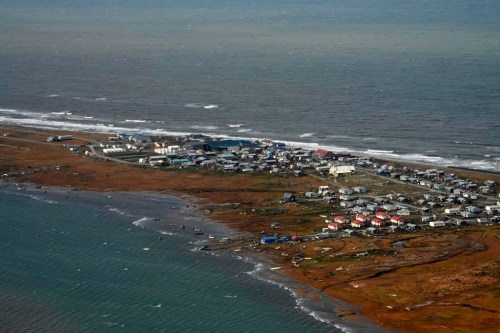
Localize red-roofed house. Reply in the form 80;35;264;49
315;149;335;159
376;211;388;220
351;220;364;228
334;216;348;224
371;218;384;227
327;222;342;231
355;214;368;222
390;215;404;225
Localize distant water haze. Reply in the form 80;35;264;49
0;0;499;170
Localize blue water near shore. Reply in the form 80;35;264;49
1;184;389;332
0;0;499;171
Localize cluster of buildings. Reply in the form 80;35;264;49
94;132;499;241
97;134;357;176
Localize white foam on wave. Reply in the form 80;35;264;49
365;149;394;154
328;135;353;139
107;207;126;216
0;107;50;119
184;103;204;108
124;119;148;123
83;116;94;119
299;133;314;138
23;194;58;204
132;217;150;228
191;125;219;131
48;94;60;98
95;97;107;101
0;108;17;113
237;128;252;133
203;104;218;109
228;124;244;128
246;261;355;331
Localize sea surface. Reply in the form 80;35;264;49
0;183;389;332
0;0;499;171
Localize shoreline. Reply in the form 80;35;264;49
0;180;386;332
1;124;499;332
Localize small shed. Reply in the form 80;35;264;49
282;193;296;203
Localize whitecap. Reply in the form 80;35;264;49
365;149;394;154
0;108;16;113
48;94;60;97
132;217;150;228
124;119;147;123
191;125;219;130
228;124;244;128
203;104;218;109
299;133;314;138
95;97;107;101
184;103;204;108
237;128;252;133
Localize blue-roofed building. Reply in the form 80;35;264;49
207;139;257;152
170;158;190;165
130;133;151;143
219;153;236;161
260;236;278;245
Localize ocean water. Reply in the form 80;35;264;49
0;183;389;332
0;0;499;171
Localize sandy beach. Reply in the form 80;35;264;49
1;125;499;332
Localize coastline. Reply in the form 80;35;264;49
1;125;499;332
0;180;385;332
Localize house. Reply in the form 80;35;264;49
351;220;364;228
388;225;403;232
397;209;411;216
318;185;331;196
382;204;398;211
406;223;421;231
327;222;342;231
334;216;348;224
461;211;476;218
282;193;296;203
444;207;462;215
340;201;355;208
365;227;384;235
315;149;335;159
354;186;368;194
329;165;355;178
338;188;353;195
376;211;388;220
390;216;405;225
466;206;481;213
371;218;384;227
429;221;446;227
421;216;432;222
485;205;500;212
305;191;320;198
355;214;368;222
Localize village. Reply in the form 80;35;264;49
2;126;500;331
66;131;500;245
